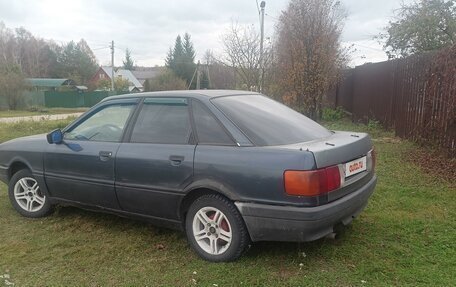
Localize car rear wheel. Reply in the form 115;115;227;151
185;194;250;262
8;169;52;218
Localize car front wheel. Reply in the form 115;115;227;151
8;169;52;218
185;194;250;262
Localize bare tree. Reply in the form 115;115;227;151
0;22;57;78
15;27;55;77
0;22;17;69
0;65;26;110
275;0;347;120
201;49;236;89
221;23;266;91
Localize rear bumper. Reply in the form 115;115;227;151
235;175;377;242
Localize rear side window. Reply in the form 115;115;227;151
212;95;332;146
131;98;191;144
192;100;234;145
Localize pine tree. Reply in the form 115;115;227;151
54;39;98;84
123;48;135;70
183;33;195;62
182;33;197;88
171;35;184;66
165;47;174;67
165;34;196;87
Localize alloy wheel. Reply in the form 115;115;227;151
13;177;46;212
192;206;233;255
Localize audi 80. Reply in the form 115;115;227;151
0;90;377;262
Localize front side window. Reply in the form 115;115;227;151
130;98;192;144
64;103;135;142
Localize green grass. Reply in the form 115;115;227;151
0;119;75;143
0;108;88;118
0;119;455;286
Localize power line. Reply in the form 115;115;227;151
265;13;279;21
115;45;129;52
92;46;110;51
87;41;112;47
351;42;384;52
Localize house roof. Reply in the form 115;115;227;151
132;69;163;85
26;78;76;87
101;66;114;78
99;66;143;89
116;69;143;89
132;68;162;80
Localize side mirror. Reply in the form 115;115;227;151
46;129;63;144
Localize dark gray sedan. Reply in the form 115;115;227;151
0;90;377;262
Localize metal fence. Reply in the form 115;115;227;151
0;91;115;109
329;45;456;157
0;91;45;109
44;91;114;108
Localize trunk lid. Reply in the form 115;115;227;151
277;131;372;168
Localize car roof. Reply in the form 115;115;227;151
101;89;260;102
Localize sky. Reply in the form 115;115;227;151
0;0;414;67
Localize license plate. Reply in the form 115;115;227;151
345;156;367;177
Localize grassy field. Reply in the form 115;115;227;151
0;108;88;118
0;119;74;143
0;119;454;286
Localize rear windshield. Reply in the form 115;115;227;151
211;95;332;146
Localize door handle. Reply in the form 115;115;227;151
169;155;184;166
99;151;113;161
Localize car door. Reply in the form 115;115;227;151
44;99;138;209
115;97;195;219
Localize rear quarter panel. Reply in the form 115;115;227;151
192;145;316;206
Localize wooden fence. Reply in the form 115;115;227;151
328;45;456;157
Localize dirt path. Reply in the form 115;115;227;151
0;113;83;123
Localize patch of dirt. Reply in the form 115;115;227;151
406;146;456;185
275;268;299;279
373;137;402;144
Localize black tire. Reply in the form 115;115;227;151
8;169;53;218
185;194;250;262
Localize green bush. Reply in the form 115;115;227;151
322;107;346;121
367;119;382;130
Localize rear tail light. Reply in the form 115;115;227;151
370;148;376;172
284;165;342;197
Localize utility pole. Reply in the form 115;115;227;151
196;61;201;90
259;1;266;93
206;63;211;89
188;61;203;90
110;40;115;91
